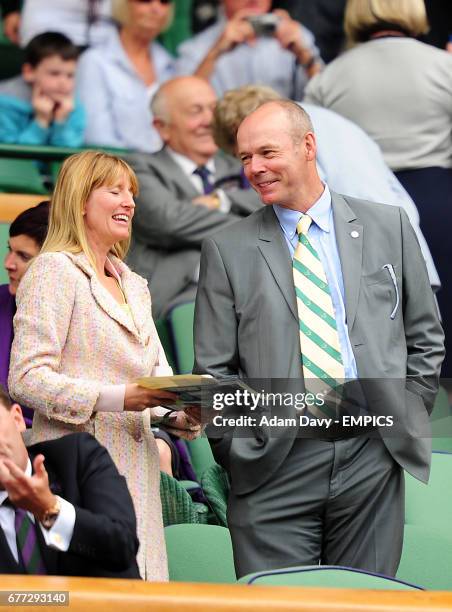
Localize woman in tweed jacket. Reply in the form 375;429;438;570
8;151;200;580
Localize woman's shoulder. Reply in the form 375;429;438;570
26;251;83;279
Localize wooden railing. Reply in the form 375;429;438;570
1;576;452;612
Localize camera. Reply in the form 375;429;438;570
246;14;280;37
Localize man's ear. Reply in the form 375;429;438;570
304;132;317;162
153;117;170;143
22;63;36;84
11;403;26;434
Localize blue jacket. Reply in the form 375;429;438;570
0;76;85;147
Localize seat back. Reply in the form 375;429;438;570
0;159;47;194
239;565;422;590
186;435;216;481
405;451;452;527
167;301;195;374
165;523;236;583
397;524;452;590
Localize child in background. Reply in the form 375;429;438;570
0;32;85;146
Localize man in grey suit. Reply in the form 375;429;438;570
193;100;445;577
126;76;261;319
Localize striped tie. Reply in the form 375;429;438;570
14;508;47;574
293;215;345;417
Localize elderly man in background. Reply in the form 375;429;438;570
127;75;261;319
176;0;322;99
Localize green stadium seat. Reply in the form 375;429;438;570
155;317;177;372
397;525;452;590
164;524;236;583
0;158;47;194
167;301;195;374
430;386;452;452
0;32;24;80
404;451;452;527
186;435;216;481
239;565;422;589
158;0;193;56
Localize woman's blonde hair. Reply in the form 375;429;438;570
111;0;174;31
344;0;429;43
213;85;282;156
42;151;139;268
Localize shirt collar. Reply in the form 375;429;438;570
166;148;216;180
273;183;332;239
0;458;31;505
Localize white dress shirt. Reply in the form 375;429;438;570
166;147;232;212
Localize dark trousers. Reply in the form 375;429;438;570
227;436;404;578
396;166;452;381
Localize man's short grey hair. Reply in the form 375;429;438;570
264;99;315;145
151;85;170;122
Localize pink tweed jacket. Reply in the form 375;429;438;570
9;251;171;581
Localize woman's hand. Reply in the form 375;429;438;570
160;407;202;441
124;383;178;412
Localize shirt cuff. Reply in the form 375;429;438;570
217;189;232;213
39;496;75;552
94;384;126;412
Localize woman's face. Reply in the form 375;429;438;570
126;0;172;40
83;175;135;251
4;234;41;296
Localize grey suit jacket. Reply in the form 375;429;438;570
193;192;445;495
126;148;261;318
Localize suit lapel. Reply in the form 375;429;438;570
331;192;363;332
0;527;22;573
65;253;141;340
257;206;298;322
157;149;200;198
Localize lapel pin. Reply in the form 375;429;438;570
351;230;359;238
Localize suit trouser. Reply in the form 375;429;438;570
227;435;404;578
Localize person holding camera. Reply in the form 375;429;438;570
176;0;322;99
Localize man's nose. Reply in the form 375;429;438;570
249;156;266;175
4;252;16;270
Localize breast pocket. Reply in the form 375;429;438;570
362;265;400;321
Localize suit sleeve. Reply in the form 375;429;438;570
68;434;139;571
227;188;262;216
130;155;242;249
193;238;240;377
400;208;445;411
8;253;101;425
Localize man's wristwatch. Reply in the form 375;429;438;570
40;496;61;530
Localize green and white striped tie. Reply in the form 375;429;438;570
293;215;345;416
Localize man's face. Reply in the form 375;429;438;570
158;79;218;163
23;56;77;100
223;0;271;19
238;105;313;209
0;401;28;487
